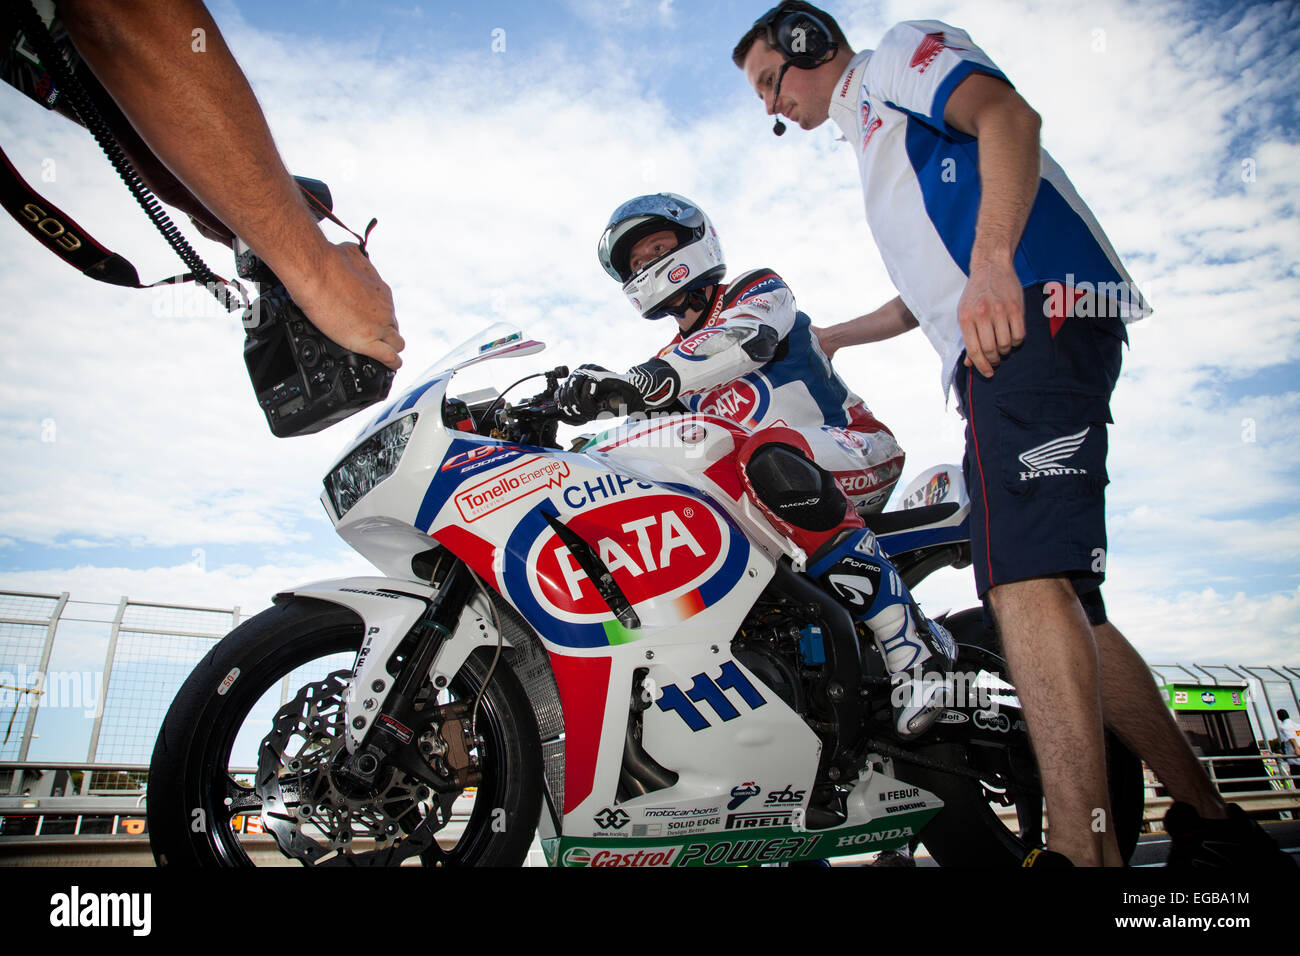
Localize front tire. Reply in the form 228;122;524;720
147;595;542;866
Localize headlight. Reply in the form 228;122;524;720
324;414;417;518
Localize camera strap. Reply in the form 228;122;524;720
3;1;249;308
299;183;379;257
0;143;194;290
3;2;382;309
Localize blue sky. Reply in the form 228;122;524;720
1;0;1298;759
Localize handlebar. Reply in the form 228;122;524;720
451;364;636;448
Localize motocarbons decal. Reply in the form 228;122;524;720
554;808;938;866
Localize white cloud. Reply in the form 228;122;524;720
0;551;372;618
1;0;1297;671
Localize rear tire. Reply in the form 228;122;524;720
147;596;542;866
896;607;1144;866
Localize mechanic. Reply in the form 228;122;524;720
1278;709;1300;779
558;191;957;738
732;2;1292;868
1;0;403;370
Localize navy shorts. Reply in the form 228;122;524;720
954;284;1126;617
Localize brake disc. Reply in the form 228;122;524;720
254;670;452;865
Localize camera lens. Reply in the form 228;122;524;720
299;340;320;367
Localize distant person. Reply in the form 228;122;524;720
1279;709;1300;779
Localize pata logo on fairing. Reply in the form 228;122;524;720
529;494;728;622
1017;427;1090;481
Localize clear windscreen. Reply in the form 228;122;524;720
422;323;546;378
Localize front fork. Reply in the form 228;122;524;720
279;564;508;793
332;562;490;795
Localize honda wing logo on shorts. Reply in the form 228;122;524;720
1018;427;1090;481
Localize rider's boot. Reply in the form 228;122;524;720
735;434;955;738
808;528;957;738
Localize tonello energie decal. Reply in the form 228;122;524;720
454;456;570;522
527;494;728;623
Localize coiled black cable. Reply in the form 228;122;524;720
16;1;240;310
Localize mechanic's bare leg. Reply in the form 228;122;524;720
1093;621;1226;820
989;575;1120;866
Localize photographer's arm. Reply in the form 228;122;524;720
813;296;918;361
59;0;404;369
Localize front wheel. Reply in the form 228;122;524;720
147;595;542;866
896;607;1145;866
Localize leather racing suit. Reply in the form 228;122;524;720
648;267;905;513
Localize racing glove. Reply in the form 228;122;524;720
556;360;681;424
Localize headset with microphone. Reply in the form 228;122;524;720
751;3;839;136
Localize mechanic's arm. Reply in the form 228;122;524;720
944;73;1041;378
813;296;918;361
59;0;404;369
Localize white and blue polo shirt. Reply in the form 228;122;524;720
827;20;1150;395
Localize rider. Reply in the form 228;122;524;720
557;192;956;737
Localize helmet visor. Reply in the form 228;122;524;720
597;194;705;281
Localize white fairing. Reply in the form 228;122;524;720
898;463;967;510
584;413;806;566
294;324;951;862
278;576;510;752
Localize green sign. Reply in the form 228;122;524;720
1160;684;1249;711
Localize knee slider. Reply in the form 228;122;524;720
747;444;846;533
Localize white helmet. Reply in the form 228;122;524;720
597;193;725;319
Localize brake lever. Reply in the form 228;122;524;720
544;365;570;395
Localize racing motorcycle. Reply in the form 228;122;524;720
147;323;1143;867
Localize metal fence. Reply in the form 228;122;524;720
0;590;242;773
1;587;1298;843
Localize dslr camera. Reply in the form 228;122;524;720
238;177;395;437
